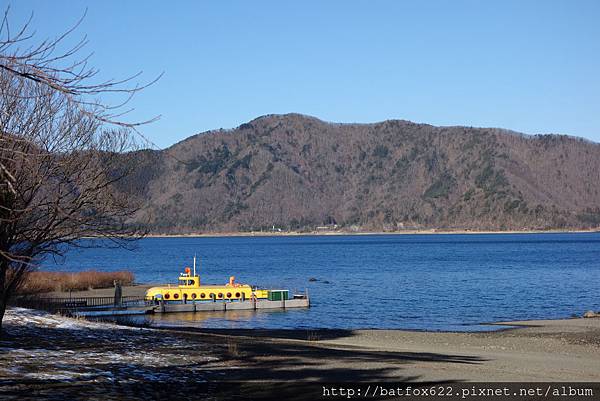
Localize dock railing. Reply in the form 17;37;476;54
10;295;149;314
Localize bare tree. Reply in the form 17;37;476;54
0;8;158;334
0;8;161;125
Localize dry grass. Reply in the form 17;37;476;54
20;270;135;294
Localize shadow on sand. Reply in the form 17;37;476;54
0;320;486;400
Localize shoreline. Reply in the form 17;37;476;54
105;312;589;334
110;314;583;335
143;228;600;238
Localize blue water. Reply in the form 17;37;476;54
41;233;600;331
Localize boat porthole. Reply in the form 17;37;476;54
218;293;223;298
235;292;240;298
191;293;197;299
183;293;188;299
226;292;232;298
164;293;170;299
201;293;206;299
174;293;179;299
210;293;215;298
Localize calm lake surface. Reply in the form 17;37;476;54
41;233;600;331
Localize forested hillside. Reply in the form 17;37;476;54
113;114;600;233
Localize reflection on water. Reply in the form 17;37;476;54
149;309;286;327
101;308;513;332
108;308;314;330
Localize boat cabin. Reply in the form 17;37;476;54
178;267;200;288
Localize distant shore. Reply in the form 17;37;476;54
144;228;599;238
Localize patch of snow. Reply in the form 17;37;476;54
4;307;148;332
1;306;219;386
23;371;98;381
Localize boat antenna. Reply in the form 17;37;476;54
193;254;197;277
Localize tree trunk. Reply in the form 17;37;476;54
0;297;6;338
0;259;6;338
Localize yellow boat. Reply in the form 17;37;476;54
145;257;270;303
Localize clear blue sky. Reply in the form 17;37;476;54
7;0;600;147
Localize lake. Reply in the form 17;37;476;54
41;233;600;331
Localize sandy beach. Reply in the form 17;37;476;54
1;308;599;399
167;318;600;383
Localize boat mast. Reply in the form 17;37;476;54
193;254;197;277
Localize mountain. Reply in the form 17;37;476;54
113;113;600;233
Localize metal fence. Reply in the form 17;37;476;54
11;295;148;313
